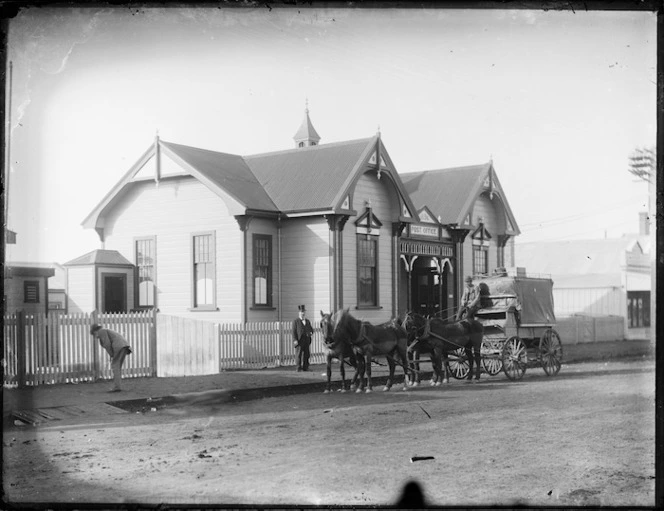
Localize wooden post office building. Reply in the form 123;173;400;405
75;108;520;323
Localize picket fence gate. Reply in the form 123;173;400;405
4;312;328;386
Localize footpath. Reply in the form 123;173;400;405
3;339;654;426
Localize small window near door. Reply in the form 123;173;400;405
24;281;39;303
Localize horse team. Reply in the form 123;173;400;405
319;309;484;394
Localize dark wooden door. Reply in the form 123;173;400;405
103;274;126;313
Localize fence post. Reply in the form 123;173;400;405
150;308;158;377
278;321;283;366
16;310;26;388
90;310;99;381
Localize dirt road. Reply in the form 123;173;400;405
3;360;655;507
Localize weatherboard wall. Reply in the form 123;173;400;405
279;217;330;319
102;175;242;322
66;266;96;314
341;171;401;323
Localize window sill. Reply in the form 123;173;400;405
188;307;219;312
250;306;276;311
355;305;383;310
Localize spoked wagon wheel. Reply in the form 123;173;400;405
501;336;527;381
480;338;503;376
447;348;470;380
539;328;563;376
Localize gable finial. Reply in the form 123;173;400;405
377;124;381;137
305;97;309;114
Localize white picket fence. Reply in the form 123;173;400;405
3;311;156;387
4;311;328;384
218;321;327;370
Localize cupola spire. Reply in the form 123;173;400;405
293;99;321;148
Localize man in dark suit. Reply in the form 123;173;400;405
292;304;314;371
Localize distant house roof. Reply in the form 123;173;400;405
64;249;133;267
515;237;649;279
4;263;55;278
401;163;520;234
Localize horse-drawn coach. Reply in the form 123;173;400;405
319;272;563;393
473;273;563;381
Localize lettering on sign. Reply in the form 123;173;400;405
410;225;439;238
400;240;454;257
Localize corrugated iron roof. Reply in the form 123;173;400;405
64;250;133;267
245;138;374;212
401;164;489;224
161;141;278;212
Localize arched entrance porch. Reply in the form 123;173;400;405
400;254;455;320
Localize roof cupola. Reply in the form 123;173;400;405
293;99;321;148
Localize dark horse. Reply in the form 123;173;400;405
320;310;364;393
398;313;445;387
330;309;410;393
403;312;484;382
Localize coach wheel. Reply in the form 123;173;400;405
502;336;527;381
539;329;563;376
480;338;503;376
447;348;470;380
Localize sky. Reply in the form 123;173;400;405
4;6;657;264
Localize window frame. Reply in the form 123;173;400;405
251;234;274;309
134;236;157;309
356;234;380;309
473;246;489;276
24;280;40;303
190;231;217;311
627;290;650;328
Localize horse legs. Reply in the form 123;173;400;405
398;346;410;391
339;357;348;392
324;354;333;393
383;356;396;391
465;346;474;381
441;351;450;384
473;344;482;381
364;354;373;393
409;351;421;387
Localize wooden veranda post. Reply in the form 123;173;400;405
16;310;26;388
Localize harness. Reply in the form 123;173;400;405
417;317;468;351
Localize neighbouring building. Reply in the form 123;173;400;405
515;222;652;340
4;263;56;315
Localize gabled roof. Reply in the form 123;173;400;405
64;249;133;267
161;142;278;212
401;163;519;234
84;135;419;229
